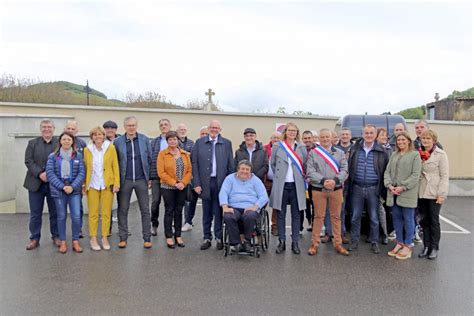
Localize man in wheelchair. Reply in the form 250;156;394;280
219;160;269;253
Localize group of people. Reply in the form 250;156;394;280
24;117;448;260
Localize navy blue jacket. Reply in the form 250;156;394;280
46;151;85;198
191;134;235;200
114;133;152;186
347;139;389;200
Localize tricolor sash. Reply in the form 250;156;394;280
278;140;305;177
313;145;340;174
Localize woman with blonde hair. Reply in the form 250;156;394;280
269;122;307;255
84;126;120;251
384;132;422;260
417;129;449;260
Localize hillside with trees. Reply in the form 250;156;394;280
0;74;213;110
396;87;474;119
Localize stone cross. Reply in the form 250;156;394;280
205;88;215;104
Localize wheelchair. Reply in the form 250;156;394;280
223;208;269;258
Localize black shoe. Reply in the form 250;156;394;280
349;241;359;251
418;247;430;258
291;242;301;255
371;242;380;254
382;236;389;245
127;231;132;236
79;231;84;239
276;240;286;254
216;239;224;250
428;249;438;260
306;227;313;232
151;227;158;236
200;239;212;250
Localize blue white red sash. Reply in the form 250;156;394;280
278;140;304;177
313;145;340;174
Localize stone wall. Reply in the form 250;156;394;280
1;102;473;213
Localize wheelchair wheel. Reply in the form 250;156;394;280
223;222;229;257
262;209;270;251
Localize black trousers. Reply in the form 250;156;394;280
418;198;442;250
224;208;259;246
161;188;186;238
301;185;313;229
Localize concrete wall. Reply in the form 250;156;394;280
1;102;473;213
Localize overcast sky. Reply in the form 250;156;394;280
1;0;472;115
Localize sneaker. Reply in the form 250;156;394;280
216;239;224;250
321;234;331;244
349;241;359;251
241;241;251;253
388;231;396;240
200;239;212;250
112;216;118;222
395;246;412;260
414;231;422;243
371;242;380;254
182;223;193;232
230;245;239;253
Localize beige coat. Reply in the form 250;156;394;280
419;147;449;199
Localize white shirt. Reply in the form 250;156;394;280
284;157;295;183
363;141;374;157
88;141;109;190
209;136;217;177
160;135;168;151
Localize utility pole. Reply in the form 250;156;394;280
85;80;91;105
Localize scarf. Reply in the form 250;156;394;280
60;148;73;179
419;145;436;162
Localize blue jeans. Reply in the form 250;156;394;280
350;184;379;243
324;201;346;236
28;183;58;241
54;193;82;241
277;182;301;242
391;204;415;245
202;178;222;241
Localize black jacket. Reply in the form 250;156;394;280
23;136;59;192
346;139;389;200
234;140;269;182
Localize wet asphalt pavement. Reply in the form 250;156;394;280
0;197;472;315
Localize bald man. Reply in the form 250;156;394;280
191;120;235;250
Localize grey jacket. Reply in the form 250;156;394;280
191;134;235;200
269;141;307;211
384;150;422;208
306;145;348;190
